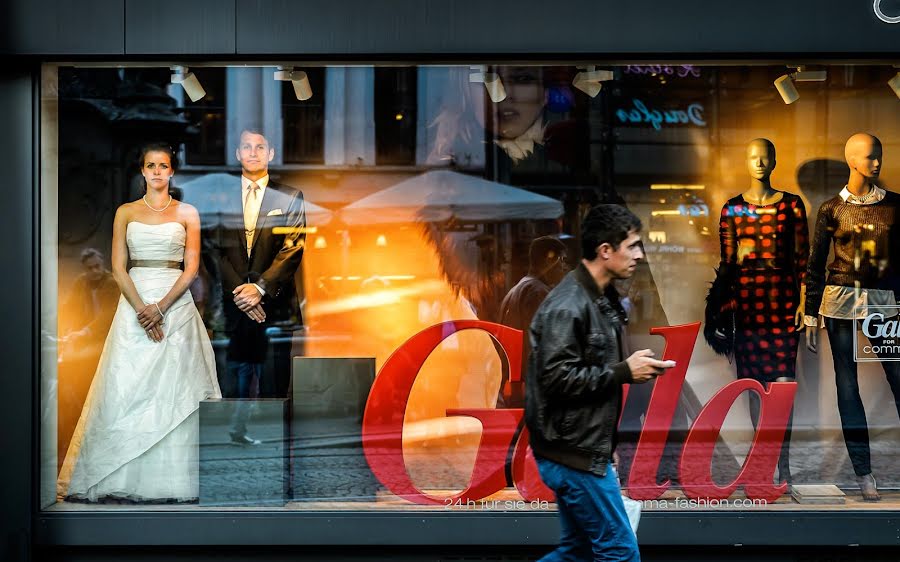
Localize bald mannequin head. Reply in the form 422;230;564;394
746;138;776;182
844;133;883;180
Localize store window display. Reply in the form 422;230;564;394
805;133;900;501
42;64;900;513
708;138;809;484
58;144;221;503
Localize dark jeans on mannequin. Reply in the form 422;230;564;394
824;317;900;476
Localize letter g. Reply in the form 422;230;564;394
862;313;885;339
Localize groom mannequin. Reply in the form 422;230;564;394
211;127;306;441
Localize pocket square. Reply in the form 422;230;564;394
267;208;284;216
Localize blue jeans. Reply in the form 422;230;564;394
536;456;640;562
226;361;262;438
824;317;900;476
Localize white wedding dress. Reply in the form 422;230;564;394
59;221;221;502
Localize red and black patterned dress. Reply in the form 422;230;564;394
719;191;809;382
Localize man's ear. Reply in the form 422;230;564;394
596;243;611;259
267;148;275;163
235;148;242;163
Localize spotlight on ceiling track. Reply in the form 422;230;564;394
773;66;827;105
889;68;900;100
469;66;506;103
274;67;313;101
572;66;614;97
170;65;206;102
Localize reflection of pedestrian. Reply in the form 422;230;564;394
497;236;568;406
60;248;120;343
58;248;120;470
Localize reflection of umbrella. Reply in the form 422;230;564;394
180;172;333;226
338;170;563;225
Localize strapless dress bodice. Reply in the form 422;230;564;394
126;221;185;262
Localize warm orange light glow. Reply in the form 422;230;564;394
650;184;705;190
303;223;502;490
273;226;318;235
648;230;668;243
314;235;327;249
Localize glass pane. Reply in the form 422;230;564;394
42;63;900;514
282;68;325;164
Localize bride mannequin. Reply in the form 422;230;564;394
59;143;221;503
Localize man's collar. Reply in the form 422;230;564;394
574;263;627;322
574;262;605;302
839;184;885;204
242;174;270;190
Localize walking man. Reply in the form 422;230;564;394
525;204;675;561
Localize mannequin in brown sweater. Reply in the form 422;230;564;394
805;133;900;501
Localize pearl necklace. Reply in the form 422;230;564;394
851;188;877;204
143;194;173;212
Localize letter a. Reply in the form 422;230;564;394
679;380;796;502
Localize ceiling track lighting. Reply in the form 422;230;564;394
170;65;206;102
275;67;313;101
773;66;827;105
889;66;900;100
572;65;614;97
469;65;506;103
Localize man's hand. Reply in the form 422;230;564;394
625;349;676;383
233;283;263;311
244;303;266;324
137;303;163;330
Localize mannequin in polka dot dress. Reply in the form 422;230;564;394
718;138;809;482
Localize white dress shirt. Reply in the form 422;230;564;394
241;174;269;296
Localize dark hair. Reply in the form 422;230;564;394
138;142;179;172
237;125;271;146
80;247;103;264
581;204;642;260
529;236;567;272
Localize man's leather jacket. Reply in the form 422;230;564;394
524;263;632;477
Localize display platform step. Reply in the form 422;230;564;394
291;357;378;501
791;484;846;504
199;398;290;507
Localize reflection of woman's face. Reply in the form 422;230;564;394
490;67;546;139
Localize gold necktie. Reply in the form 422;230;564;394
244;183;259;256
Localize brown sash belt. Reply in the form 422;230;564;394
130;260;182;270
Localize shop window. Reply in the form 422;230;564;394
375;67;417;165
43;63;900;515
282;68;326;164
183;68;227;166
